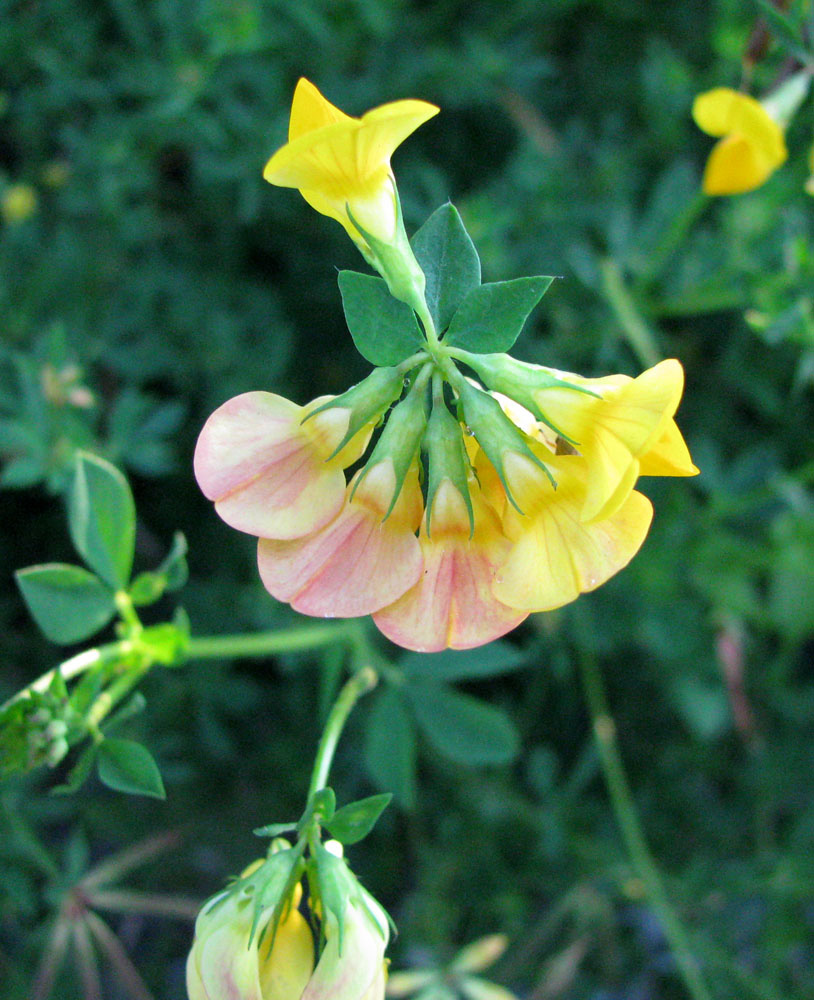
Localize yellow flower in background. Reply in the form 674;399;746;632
692;87;786;195
263;79;438;249
1;182;37;224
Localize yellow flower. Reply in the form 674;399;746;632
1;182;37;224
263;78;438;249
692;87;786;195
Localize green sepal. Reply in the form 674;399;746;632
310;841;351;953
443;276;554;354
448;371;554;512
346;189;427;314
352;380;428;518
325;793;393;846
303;365;408;460
338;270;425;367
455;351;598;444
96;738;166;799
68;452;136;589
423;398;474;537
237;845;304;949
16;563;117;645
139;618;190;666
411;203;481;333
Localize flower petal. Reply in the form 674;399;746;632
301;896;388;1000
257;907;314;1000
288;77;353;140
494;454;653;612
194;392;358;540
374;481;526;651
702;134;775;196
639;418;699;477
257;462;423;617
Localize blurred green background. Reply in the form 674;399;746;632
2;1;813;998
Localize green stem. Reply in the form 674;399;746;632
414;297;442;353
308;666;378;798
578;651;712;1000
599;258;661;368
184;621;358;661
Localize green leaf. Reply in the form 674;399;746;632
68;452;136;589
364;689;416;810
412;203;481;332
16;563;116;644
407;683;520;766
338;271;424;366
96;738;166;799
399;640;529;681
325;793;392;845
443;276;554;353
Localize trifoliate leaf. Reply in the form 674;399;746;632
364;689;416;810
443;276;554;353
399;641;529;681
16;563;116;644
339;270;425;366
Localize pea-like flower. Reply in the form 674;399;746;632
187;850;389;1000
692;87;786;195
263;79;438;260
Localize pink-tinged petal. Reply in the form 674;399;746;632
301;896;388;1000
374;481;526;651
195;899;263;1000
194;392;359;540
257;461;423;618
494;454;653;612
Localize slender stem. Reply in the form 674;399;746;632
578;651;712;1000
599;258;661;368
308;666;378;798
1;642;133;711
185;621;356;661
414;297;441;353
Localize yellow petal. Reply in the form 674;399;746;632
638;418;699;477
493;455;653;612
288;78;353;140
693;88;785;160
258;907;315;1000
702;134;777;196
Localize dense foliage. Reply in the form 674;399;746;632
1;1;813;998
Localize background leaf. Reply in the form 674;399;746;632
364;689;416;810
96;738;166;799
399;640;530;681
15;563;116;644
407;683;520;766
325;793;392;845
68;453;136;589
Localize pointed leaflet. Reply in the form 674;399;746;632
443;276;554;354
325;794;392;845
399;640;529;681
338;271;425;366
16;563;116;644
96;738;166;799
412;203;481;332
69;453;136;589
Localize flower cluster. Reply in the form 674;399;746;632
195;80;697;652
187;842;388;1000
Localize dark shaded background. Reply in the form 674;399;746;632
1;1;813;998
